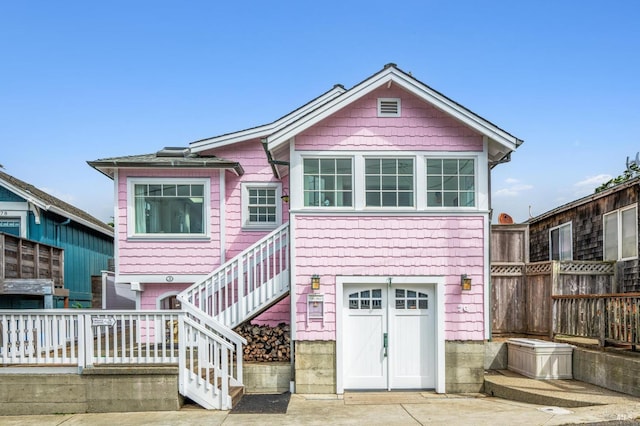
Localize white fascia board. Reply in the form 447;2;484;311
0;180;114;238
267;67;520;154
190;86;346;153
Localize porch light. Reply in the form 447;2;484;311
460;274;472;291
311;274;321;291
281;192;290;203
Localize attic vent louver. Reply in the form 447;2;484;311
378;98;401;117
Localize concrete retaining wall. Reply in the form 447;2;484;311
0;366;180;416
294;341;336;393
572;347;640;397
445;340;485;393
244;362;291;394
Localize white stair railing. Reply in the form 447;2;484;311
176;222;290;409
180;222;290;329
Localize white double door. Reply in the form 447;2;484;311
343;284;436;390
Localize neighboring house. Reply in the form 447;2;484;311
528;174;640;293
0;170;114;308
89;64;523;394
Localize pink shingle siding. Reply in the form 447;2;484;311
296;87;483;151
117;169;221;275
206;140;290;260
293;215;486;341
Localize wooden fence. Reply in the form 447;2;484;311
491;260;629;341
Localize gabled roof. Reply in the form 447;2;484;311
527;176;640;224
189;84;346;153
0;170;114;237
188;64;523;165
88;147;245;179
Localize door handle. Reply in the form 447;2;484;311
383;333;388;357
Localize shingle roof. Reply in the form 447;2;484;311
88;147;244;179
0;170;114;236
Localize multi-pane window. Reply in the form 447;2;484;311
248;188;277;224
426;158;475;207
365;158;414;207
395;289;428;310
133;181;205;235
348;289;383;310
242;183;281;229
303;158;353;207
550;222;572;261
604;205;638;261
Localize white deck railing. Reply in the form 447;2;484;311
179;222;290;329
0;310;182;367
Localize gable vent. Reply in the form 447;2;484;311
378;98;401;117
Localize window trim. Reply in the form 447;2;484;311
363;156;416;209
425;156;477;209
603;204;638;261
549;221;573;261
292;151;484;212
377;98;401;117
302;156;354;209
241;182;282;230
127;177;210;239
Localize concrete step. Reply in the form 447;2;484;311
484;370;638;408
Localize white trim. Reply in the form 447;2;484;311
189;86;346;153
289;144;298;341
113;170;120;276
377;97;401;117
126;177;211;239
335;275;445;394
240;182;282;230
267;67;520;153
219;171;226;263
117;274;205;284
0;202;28;238
291;150;484;213
156;290;181;309
603;204;638;261
549;221;573;261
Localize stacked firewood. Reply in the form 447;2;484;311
234;322;291;362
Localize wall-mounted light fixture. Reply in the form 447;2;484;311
460;274;472;291
311;274;320;291
281;192;290;203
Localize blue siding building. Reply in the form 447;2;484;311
0;170;114;308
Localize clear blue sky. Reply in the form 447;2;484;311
2;1;639;224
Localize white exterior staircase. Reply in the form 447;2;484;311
176;223;290;409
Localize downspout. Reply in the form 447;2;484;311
487;151;513;341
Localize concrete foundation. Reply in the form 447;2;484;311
572;347;640;397
0;366;180;416
294;340;336;394
445;340;485;393
243;362;292;394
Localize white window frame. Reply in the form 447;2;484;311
425;156;477;208
363;156;415;209
377;98;401;117
127;177;210;239
302;157;354;209
603;204;638;261
291;150;486;213
549;222;573;261
241;182;282;230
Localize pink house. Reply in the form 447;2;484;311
89;64;522;397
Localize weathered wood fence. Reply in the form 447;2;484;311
491;224;639;347
0;233;67;303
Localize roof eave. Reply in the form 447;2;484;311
88;160;245;177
